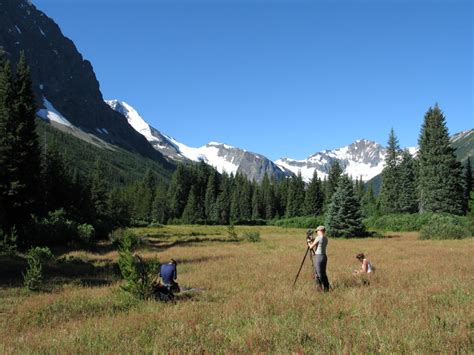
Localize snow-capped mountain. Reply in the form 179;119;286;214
276;139;387;182
106;100;293;182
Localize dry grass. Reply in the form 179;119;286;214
0;226;473;353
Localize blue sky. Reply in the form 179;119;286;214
34;0;472;160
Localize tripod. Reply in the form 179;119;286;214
292;246;318;289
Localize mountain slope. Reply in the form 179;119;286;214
451;129;474;163
106;100;293;182
0;0;172;169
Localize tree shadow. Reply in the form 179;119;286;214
0;253;120;288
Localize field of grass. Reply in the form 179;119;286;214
1;225;473;353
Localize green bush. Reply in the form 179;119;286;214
271;216;325;229
23;247;54;291
242;231;261;242
110;229;144;250
0;226;18;254
420;215;472;240
77;224;95;243
30;209;79;245
226;224;238;241
118;232;160;300
364;213;474;235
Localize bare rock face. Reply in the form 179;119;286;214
0;0;172;168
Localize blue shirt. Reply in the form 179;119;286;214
160;263;177;285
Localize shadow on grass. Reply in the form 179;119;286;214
0;253;120;288
146;236;238;252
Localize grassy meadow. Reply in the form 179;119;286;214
0;225;473;353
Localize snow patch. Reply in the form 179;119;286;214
15;25;22;34
105;100;156;142
39;27;46;36
37;97;72;127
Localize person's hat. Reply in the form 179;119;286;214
316;225;326;231
306;229;314;236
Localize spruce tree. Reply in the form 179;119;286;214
90;158;110;226
182;185;199;224
204;169;219;222
379;128;401;213
152;182;169;224
325;175;366;238
417;105;465;214
304;170;324;216
398;150;418;213
12;53;41;224
168;164;191;219
361;181;378;217
216;173;231;224
286;173;305;217
0;59;14;232
326;161;343;203
251;185;262;220
239;179;252;221
464;158;472;212
0;54;41;236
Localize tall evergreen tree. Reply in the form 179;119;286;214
361;181;378;217
90;158;110;225
168;164;191;219
251;184;263;220
152;182;169;224
216;173;231;224
379;128;401;213
0;54;41;235
239;179;253;220
417;105;465;214
464;159;472;213
325;175;366;238
204;169;219;222
182;185;199;224
0;58;14;231
326;161;343;203
286;173;305;217
304;170;324;216
398;150;418;213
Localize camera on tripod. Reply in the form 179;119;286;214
306;229;315;243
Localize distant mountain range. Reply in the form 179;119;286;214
106;100;472;183
1;0;472;184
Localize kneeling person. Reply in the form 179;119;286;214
354;253;374;275
159;259;180;293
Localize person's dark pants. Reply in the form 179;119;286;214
313;254;330;291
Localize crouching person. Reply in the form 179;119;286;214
159;259;180;293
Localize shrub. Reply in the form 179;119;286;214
420;215;471;240
77;224;95;243
364;213;474;235
148;221;164;228
118;232;160;300
29;209;78;245
110;229;144;250
242;231;261;242
0;226;18;254
23;247;53;291
271;216;325;229
226;224;238;241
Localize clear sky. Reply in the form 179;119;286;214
33;0;472;160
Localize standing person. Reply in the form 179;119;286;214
159;259;180;293
307;225;330;291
